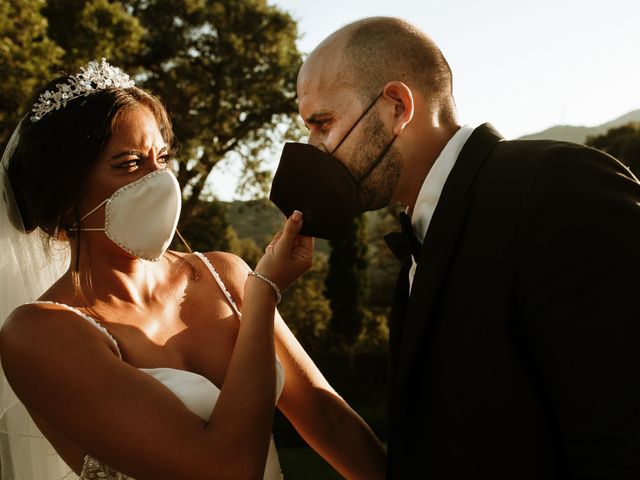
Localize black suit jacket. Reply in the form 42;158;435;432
386;124;640;479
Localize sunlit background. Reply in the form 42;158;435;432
209;0;640;199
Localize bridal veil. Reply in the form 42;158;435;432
1;121;74;478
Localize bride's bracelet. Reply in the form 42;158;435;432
248;271;282;305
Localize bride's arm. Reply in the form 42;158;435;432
0;212;311;480
273;313;387;480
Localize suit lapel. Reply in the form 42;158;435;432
394;123;504;388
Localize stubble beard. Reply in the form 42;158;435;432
353;111;402;213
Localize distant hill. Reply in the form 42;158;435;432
224;200;393;255
225;199;284;245
225;199;330;254
518;109;640;144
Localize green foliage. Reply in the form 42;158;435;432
43;0;145;71
222;202;396;353
175;199;232;253
586;122;640;178
226;199;287;245
324;216;369;354
225;199;331;255
278;254;332;353
366;206;402;310
355;311;389;353
0;0;63;150
228;228;263;269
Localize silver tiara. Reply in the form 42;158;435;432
30;58;135;123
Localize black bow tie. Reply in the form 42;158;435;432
384;212;422;267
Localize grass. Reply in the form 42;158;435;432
278;446;343;479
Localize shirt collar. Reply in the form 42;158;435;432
409;124;476;242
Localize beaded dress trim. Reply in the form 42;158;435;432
193;252;242;318
79;456;132;480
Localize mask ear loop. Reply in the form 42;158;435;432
175;229;192;253
69;198;108;231
330;91;384;156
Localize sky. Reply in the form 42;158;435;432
208;0;640;200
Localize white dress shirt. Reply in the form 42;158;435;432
408;124;476;292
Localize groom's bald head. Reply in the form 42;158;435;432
300;16;456;123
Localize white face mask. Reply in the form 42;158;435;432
77;169;182;261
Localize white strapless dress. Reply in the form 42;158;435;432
34;252;285;479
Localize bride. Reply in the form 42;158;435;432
0;59;385;479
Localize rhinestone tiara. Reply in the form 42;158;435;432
30;58;135;123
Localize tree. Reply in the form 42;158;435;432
278;253;332;353
365;206;402;311
0;0;63;152
43;0;145;72
228;228;263;269
173;198;232;253
586;123;640;178
324;216;369;356
123;0;303;220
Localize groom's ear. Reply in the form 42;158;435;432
382;81;414;135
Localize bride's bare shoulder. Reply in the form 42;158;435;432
195;251;252;306
1;301;72;338
0;302;120;377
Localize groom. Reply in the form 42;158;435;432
271;16;640;478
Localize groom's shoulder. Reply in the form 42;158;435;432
484;137;639;214
470;136;637;211
488;137;628;180
494;137;592;162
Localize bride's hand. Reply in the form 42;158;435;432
254;210;313;291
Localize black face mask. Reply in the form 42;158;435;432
269;92;397;240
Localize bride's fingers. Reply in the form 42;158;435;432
297;234;314;253
255;212;312;288
274;210;303;255
291;246;313;263
290;240;313;263
291;235;313;262
266;231;283;252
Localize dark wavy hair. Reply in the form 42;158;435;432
7;76;175;237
